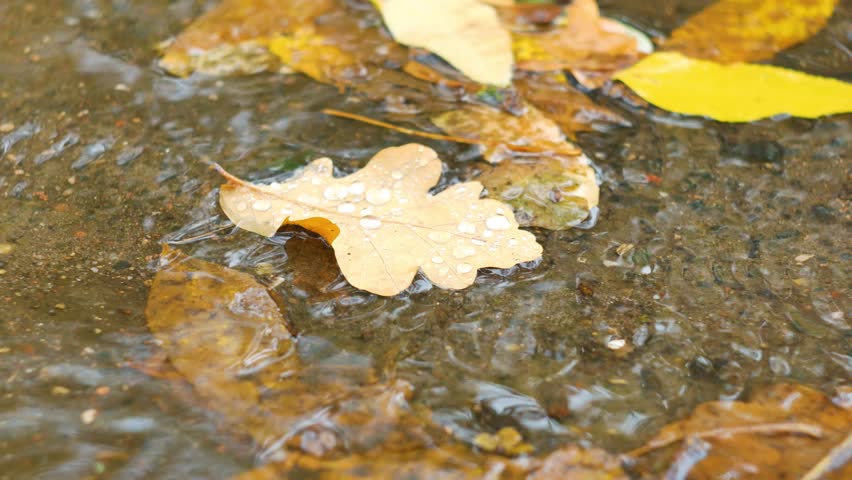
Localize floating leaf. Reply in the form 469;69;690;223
665;0;839;63
614;52;852;122
512;0;640;76
372;0;513;86
159;0;335;76
267;27;359;86
217;144;542;296
479;155;598;230
630;383;852;479
431;103;580;163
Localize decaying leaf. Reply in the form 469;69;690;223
145;248;428;459
629;383;852;479
432;104;599;228
159;0;335;76
479;155;598;230
217;144;543;296
614;52;852;122
665;0;839;63
372;0;513;86
236;443;628;480
515;73;630;138
431;104;580;163
512;0;640;77
266;8;408;89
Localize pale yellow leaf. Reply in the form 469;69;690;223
217;144;542;296
373;0;513;86
614;52;852;122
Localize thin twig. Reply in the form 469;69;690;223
321;108;581;156
627;422;825;458
801;432;852;480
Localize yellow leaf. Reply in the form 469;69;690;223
614;52;852;122
372;0;513;86
158;0;335;76
267;27;358;86
665;0;839;63
217;144;542;296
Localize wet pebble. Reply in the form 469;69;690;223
34;132;80;165
115;145;144;166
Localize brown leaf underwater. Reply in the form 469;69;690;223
217;144;543;296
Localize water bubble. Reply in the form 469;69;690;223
471;239;486;246
457;222;476;234
361;207;374;217
348;182;365;195
453;246;476;259
428;231;452;243
252;200;271;211
359;216;382;230
456;263;473;274
483;230;493;238
431;256;444;264
486;215;511;231
337;203;356;214
323;185;348;201
311;177;322;185
508;238;518;246
366;188;392;206
280;207;292;216
391;171;404;180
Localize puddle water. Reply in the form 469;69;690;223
0;0;849;478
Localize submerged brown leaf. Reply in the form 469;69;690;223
217;144;543;296
431;104;579;164
630;383;852;479
145;248;427;459
159;0;335;76
512;0;640;78
515;73;630;138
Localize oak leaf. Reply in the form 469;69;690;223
217;144;543;296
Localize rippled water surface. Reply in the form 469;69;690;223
0;0;849;478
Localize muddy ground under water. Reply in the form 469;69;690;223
0;0;849;478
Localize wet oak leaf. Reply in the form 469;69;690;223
217;144;543;296
664;0;839;63
372;0;513;86
614;52;852;122
631;383;852;479
159;0;335;76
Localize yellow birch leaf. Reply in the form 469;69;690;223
217;144;542;296
665;0;839;63
372;0;513;86
614;52;852;122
